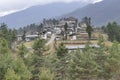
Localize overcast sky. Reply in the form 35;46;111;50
0;0;102;17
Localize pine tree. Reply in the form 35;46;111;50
0;23;9;40
11;29;17;42
64;23;68;40
53;43;68;80
39;67;54;80
33;39;46;56
56;43;68;59
83;17;93;40
38;23;44;38
67;50;98;80
106;22;120;42
0;38;14;79
14;58;32;80
22;30;26;41
31;39;46;79
18;43;28;58
5;68;20;80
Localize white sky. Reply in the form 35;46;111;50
0;0;103;17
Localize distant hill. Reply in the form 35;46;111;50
0;2;86;28
65;0;120;26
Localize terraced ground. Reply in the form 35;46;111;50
22;32;113;57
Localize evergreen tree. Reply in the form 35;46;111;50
11;29;17;42
14;58;32;80
67;50;98;80
0;23;15;48
33;39;46;56
31;39;46;79
39;67;54;80
0;38;14;79
18;44;28;58
56;43;68;59
83;17;93;40
64;23;68;40
38;23;44;38
105;22;120;42
0;23;9;40
22;30;26;41
8;29;16;48
5;68;20;80
55;43;68;80
98;34;105;47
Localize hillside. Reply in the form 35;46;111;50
1;0;119;28
0;2;86;28
65;0;120;26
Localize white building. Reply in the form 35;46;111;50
25;35;38;41
17;35;22;41
71;35;77;40
66;44;100;50
41;33;47;40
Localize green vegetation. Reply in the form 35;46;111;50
0;38;31;80
102;22;120;42
0;23;17;48
5;68;20;80
0;22;120;80
18;44;28;58
39;67;54;80
83;17;93;40
22;30;26;41
64;23;68;40
56;43;68;58
38;23;44;38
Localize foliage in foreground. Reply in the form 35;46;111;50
0;38;31;80
0;23;120;80
1;37;120;80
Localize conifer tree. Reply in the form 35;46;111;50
39;67;54;80
67;50;98;80
0;38;14;79
31;39;46;79
83;17;93;40
64;23;68;40
14;58;32;80
18;43;28;58
56;43;68;59
22;30;26;41
5;68;20;80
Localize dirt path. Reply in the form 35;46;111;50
43;34;56;55
45;34;55;46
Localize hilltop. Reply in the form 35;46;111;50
65;0;120;26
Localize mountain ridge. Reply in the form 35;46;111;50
1;0;119;28
0;2;86;28
64;0;120;26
